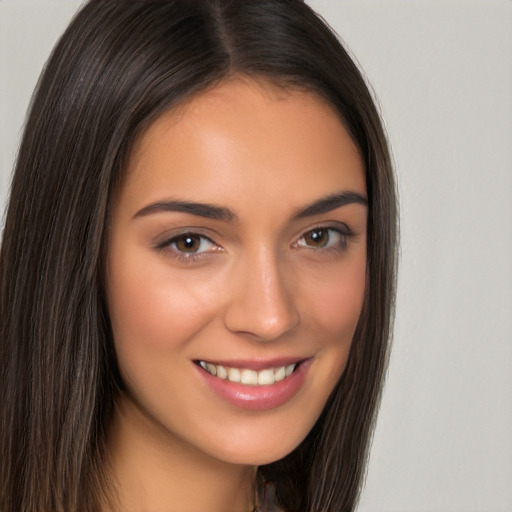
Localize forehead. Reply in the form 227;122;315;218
120;77;365;217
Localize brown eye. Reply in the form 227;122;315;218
296;227;348;251
303;228;329;248
175;235;201;252
170;234;215;254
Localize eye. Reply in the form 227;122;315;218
154;231;221;265
296;227;348;250
168;233;216;254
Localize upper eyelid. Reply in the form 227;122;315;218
170;233;214;244
301;225;348;237
294;222;354;240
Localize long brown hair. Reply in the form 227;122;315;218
0;1;397;511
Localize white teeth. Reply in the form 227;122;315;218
274;366;286;382
257;368;275;385
241;369;258;385
285;364;295;377
205;362;217;376
228;367;241;383
199;361;297;386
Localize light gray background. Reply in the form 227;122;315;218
1;1;511;511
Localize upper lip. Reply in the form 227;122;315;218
194;357;309;371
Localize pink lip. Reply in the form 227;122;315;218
196;359;311;411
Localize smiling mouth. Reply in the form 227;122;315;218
196;360;299;386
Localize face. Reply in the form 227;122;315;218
106;78;367;466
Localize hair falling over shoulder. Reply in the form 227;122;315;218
0;1;398;511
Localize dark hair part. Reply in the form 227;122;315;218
0;1;397;511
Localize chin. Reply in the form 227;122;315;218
196;412;318;467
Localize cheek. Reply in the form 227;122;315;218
106;250;220;365
301;253;366;385
305;256;366;339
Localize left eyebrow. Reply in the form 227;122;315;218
292;191;367;220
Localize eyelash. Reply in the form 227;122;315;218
156;224;353;264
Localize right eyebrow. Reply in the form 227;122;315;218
132;200;238;222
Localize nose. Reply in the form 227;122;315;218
223;249;300;341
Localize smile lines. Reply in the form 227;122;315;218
197;361;297;386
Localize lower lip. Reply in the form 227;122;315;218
197;360;311;411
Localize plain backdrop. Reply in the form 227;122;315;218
1;2;511;511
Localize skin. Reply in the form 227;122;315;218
105;77;367;512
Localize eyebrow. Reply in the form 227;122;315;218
132;191;367;222
292;191;367;220
133;200;238;222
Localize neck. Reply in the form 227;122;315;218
105;396;258;512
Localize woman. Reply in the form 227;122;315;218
0;1;397;511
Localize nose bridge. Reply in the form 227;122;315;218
224;245;300;341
